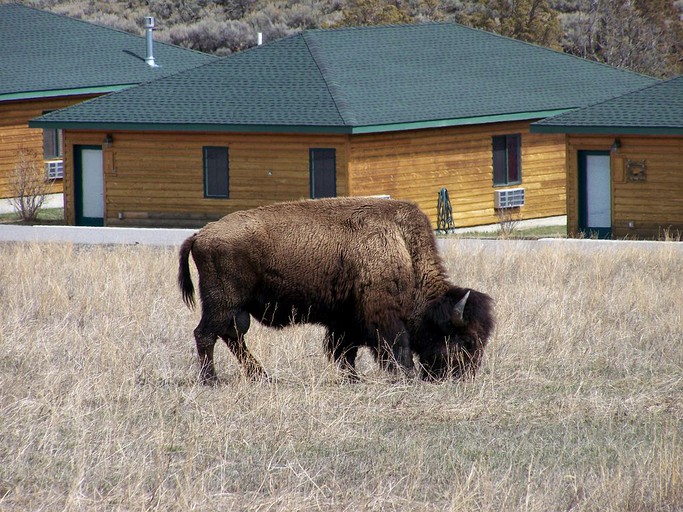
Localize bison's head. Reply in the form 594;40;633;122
414;287;494;381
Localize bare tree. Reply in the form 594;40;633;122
466;0;563;49
496;207;521;238
561;0;682;77
9;146;55;223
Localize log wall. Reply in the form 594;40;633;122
62;122;568;228
567;135;683;238
63;130;349;227
348;121;567;228
0;96;95;199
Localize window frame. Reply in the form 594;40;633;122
203;146;230;199
492;134;522;187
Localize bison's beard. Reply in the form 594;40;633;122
417;336;487;381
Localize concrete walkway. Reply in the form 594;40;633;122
0;224;196;246
436;237;683;253
1;223;681;251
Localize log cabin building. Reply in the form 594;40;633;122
532;75;683;239
30;22;655;228
0;4;215;201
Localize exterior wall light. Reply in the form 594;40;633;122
610;138;621;154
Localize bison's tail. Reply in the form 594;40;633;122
178;234;197;309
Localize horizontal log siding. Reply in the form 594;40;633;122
567;135;683;238
63;130;349;227
0;96;95;199
347;122;566;228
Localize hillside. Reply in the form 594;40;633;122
8;0;683;77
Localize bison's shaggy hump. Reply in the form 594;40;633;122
178;197;494;384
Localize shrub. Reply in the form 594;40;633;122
9;146;55;223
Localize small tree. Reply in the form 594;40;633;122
9;146;54;223
496;207;521;238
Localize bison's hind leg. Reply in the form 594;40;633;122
193;322;219;385
219;310;267;381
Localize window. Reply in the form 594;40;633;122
42;111;63;159
43;128;63;159
203;146;229;198
492;134;521;186
310;148;336;198
41;111;63;179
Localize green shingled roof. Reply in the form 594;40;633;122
0;3;216;101
30;22;657;134
531;75;683;135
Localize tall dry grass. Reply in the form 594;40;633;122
0;240;681;511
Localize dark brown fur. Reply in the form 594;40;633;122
178;197;494;383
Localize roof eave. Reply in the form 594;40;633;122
0;85;133;103
29;108;575;135
27;120;355;135
350;109;575;133
530;124;683;136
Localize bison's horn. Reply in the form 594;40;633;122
452;290;470;327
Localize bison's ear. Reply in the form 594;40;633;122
451;290;470;327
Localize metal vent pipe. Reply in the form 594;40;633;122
144;16;158;67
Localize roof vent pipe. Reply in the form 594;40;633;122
144;16;158;67
257;32;263;45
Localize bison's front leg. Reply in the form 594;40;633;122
392;330;414;375
325;330;360;382
375;322;415;378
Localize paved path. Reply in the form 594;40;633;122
437;237;683;253
1;224;681;251
0;225;196;246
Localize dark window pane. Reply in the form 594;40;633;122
492;134;521;186
204;146;229;198
507;135;520;183
310;148;336;198
43;129;60;158
492;136;507;186
41;111;62;159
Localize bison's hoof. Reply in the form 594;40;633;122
200;374;219;386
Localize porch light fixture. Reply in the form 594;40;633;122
103;134;113;148
610;138;621;154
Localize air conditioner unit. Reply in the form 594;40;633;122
494;188;525;209
45;160;64;180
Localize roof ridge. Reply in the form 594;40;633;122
303;21;656;82
301;31;357;126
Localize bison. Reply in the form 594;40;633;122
178;197;493;383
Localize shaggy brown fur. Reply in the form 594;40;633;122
178;197;494;383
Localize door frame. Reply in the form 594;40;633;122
578;150;612;239
74;145;104;226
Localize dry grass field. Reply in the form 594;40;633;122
0;239;681;511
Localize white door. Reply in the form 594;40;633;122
77;147;104;225
579;151;611;238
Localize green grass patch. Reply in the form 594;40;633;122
0;207;65;224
